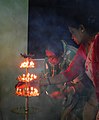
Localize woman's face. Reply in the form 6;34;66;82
45;50;60;65
69;26;86;45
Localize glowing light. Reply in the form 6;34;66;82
31;87;33;91
30;61;34;67
34;74;37;79
15;86;40;97
17;73;37;82
15;56;39;97
20;59;35;68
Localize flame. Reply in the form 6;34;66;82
20;59;35;68
16;86;39;97
16;57;39;97
17;73;37;82
30;61;34;67
34;74;37;79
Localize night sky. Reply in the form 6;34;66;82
28;0;99;58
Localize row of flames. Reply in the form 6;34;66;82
16;86;39;97
15;58;40;97
17;73;37;82
20;58;35;68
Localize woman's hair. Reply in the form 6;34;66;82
45;40;64;57
67;12;99;35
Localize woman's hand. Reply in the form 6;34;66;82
96;110;99;120
50;91;64;99
49;86;75;99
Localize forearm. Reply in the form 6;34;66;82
72;73;94;96
40;73;67;86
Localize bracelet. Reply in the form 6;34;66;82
71;86;76;93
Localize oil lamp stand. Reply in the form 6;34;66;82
14;56;40;120
25;96;29;120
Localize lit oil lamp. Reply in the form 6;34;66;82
16;85;40;97
17;73;37;82
15;54;40;120
20;58;35;68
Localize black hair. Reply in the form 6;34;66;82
45;40;64;57
67;12;99;35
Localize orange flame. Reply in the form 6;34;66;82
17;73;37;82
20;59;35;68
16;86;39;97
16;57;39;97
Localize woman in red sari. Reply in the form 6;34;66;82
43;14;99;120
60;14;99;120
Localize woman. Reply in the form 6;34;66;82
42;40;77;120
15;39;77;120
44;40;77;97
64;14;99;120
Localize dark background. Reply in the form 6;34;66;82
28;0;79;58
28;0;99;58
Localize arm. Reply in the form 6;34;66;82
40;45;86;86
61;72;94;104
40;73;67;86
73;73;94;95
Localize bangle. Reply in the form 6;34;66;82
71;86;76;93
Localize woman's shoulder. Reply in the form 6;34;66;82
92;34;99;62
93;33;99;50
94;33;99;42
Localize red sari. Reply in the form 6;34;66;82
92;34;99;102
63;34;99;102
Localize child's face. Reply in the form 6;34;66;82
46;50;60;65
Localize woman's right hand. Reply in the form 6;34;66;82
50;91;64;99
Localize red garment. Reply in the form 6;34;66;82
92;34;99;102
63;44;86;81
63;34;99;102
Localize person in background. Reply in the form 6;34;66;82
43;40;77;97
39;39;78;120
